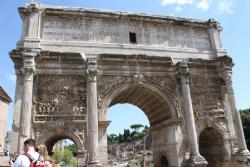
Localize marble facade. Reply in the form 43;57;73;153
9;2;250;167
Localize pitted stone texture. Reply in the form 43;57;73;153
9;3;250;167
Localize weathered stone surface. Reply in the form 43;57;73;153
0;87;12;153
9;2;250;167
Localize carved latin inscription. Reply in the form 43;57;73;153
41;18;211;49
42;18;84;40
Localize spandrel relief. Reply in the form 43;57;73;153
33;75;86;122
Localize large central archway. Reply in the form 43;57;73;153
99;82;182;166
108;84;174;126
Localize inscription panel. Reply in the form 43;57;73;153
41;17;211;49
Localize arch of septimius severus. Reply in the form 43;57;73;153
9;2;250;167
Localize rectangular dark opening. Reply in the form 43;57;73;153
129;32;137;44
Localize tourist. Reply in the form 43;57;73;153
12;138;40;167
36;144;54;167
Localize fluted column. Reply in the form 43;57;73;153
86;57;102;167
178;62;207;166
220;58;249;155
18;51;37;152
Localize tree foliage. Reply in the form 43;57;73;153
108;124;149;144
53;148;63;164
65;144;77;156
53;147;77;166
130;124;144;132
63;148;73;165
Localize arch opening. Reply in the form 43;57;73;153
160;155;169;167
45;135;78;157
106;84;174;126
104;84;176;166
199;127;224;167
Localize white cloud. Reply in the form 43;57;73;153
161;0;234;13
175;6;183;12
161;0;193;6
217;0;234;13
7;74;16;82
196;0;212;11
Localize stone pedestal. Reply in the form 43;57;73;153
178;62;207;167
77;151;87;167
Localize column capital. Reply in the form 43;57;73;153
217;56;234;90
22;67;36;78
86;57;99;82
22;54;36;78
177;61;190;85
217;55;234;73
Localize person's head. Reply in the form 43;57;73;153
36;144;49;159
23;139;36;152
47;156;56;166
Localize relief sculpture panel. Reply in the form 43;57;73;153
191;77;225;118
33;75;86;122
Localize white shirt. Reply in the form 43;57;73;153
12;149;40;167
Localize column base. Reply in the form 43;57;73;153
187;155;208;167
87;163;103;167
237;149;250;156
87;161;103;167
233;149;250;162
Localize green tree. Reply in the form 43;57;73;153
108;134;119;143
143;125;149;133
71;159;77;167
53;148;63;164
123;129;131;142
63;148;73;165
66;144;77;155
118;133;124;143
130;124;144;132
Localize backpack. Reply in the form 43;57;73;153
24;153;45;167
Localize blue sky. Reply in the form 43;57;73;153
0;0;249;134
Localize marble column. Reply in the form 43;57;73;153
178;62;207;166
86;57;102;167
221;63;249;155
18;52;36;152
11;70;23;153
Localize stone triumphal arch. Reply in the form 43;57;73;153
10;2;250;167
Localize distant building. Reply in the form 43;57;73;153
4;131;12;152
0;87;12;153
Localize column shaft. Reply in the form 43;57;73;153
20;69;34;138
225;74;249;153
181;77;200;156
178;62;207;166
86;57;102;167
11;72;23;153
87;76;99;163
18;52;37;153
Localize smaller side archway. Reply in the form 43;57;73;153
39;132;87;167
160;155;169;167
199;127;224;167
44;135;79;156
